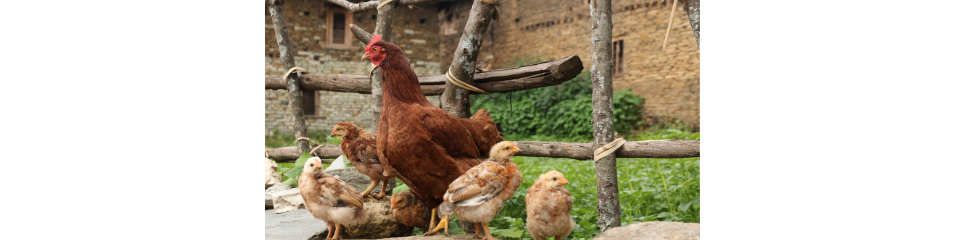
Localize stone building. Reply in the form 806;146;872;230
266;0;699;134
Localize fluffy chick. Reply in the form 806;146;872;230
525;170;575;240
390;189;434;231
331;122;395;199
425;141;523;240
298;157;367;240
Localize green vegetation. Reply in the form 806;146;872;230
470;56;645;142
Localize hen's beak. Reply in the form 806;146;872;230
560;178;570;185
362;54;371;60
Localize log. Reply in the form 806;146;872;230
268;0;311;153
440;0;498;118
682;0;699;47
265;55;583;95
267;146;340;162
589;0;622;232
514;140;700;160
327;0;455;13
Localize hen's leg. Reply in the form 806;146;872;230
359;180;378;198
372;179;389;199
482;222;497;240
428;208;437;231
423;215;449;236
472;222;484;239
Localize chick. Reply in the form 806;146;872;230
390;189;434;231
331;122;395;199
425;141;523;240
298;157;367;240
525;170;575;240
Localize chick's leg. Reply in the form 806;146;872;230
482;222;497;240
325;221;334;240
332;224;343;240
472;222;484;239
423;215;449;236
372;179;389;199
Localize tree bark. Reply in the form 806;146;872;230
589;0;621;232
267;146;340;162
440;0;497;118
368;1;394;131
350;24;372;45
682;0;699;48
266;55;583;95
269;0;310;154
515;140;699;160
327;0;454;13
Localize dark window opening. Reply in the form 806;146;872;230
613;40;624;75
302;90;317;115
332;12;346;44
419;18;426;24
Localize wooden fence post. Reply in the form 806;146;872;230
268;0;310;153
682;0;699;47
439;0;497;118
367;1;394;130
589;0;621;232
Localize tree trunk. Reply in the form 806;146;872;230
589;0;621;232
327;0;455;13
440;0;497;118
368;2;394;130
268;0;310;154
265;55;583;95
682;0;699;48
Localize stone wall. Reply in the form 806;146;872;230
266;0;442;134
440;0;700;129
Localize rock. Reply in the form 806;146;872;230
265;209;326;240
310;197;414;239
592;222;700;240
266;183;292;208
272;188;305;214
325;167;396;197
266;158;281;189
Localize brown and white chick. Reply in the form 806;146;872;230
331;122;395;199
298;157;367;240
390;189;434;231
525;170;575;240
425;141;522;240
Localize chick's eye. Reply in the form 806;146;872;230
505;147;509;150
552;177;557;181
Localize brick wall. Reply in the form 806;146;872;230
266;0;443;134
440;0;700;129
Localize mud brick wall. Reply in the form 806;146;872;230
266;0;443;134
440;0;699;129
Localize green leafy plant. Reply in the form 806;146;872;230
470;56;645;142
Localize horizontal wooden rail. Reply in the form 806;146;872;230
267;139;699;162
265;55;583;96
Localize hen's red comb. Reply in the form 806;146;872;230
367;34;382;51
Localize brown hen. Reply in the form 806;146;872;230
362;34;504;223
298;157;367;240
425;141;522;239
331;122;395;199
525;170;575;240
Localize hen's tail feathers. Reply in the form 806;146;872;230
470;108;493;121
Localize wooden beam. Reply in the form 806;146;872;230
515;140;699;160
589;0;621;232
440;0;498;118
268;0;311;154
327;0;454;13
267;146;340;162
265;55;583;95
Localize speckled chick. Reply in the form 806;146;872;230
298;157;367;240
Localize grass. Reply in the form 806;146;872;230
267;126;699;240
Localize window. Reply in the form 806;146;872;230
325;6;353;48
612;39;624;75
302;90;318;116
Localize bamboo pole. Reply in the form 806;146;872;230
268;0;310;154
589;0;621;232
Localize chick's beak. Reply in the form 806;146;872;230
560;178;570;185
